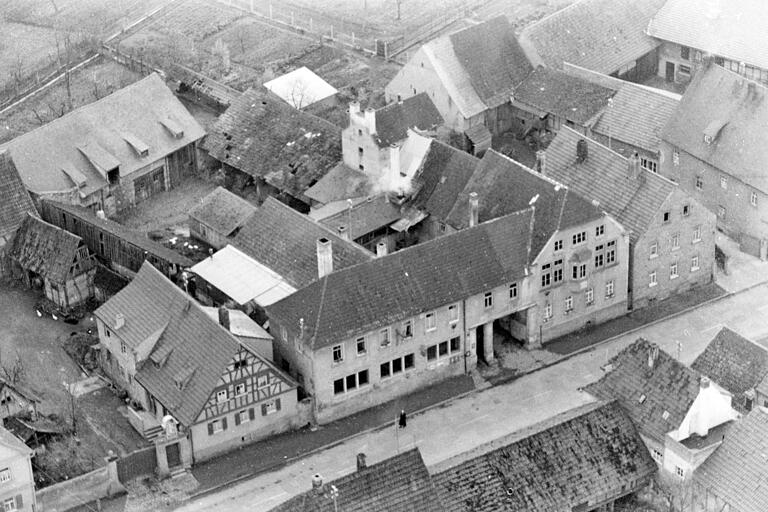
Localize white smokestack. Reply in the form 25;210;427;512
364;107;376;134
389;144;401;179
376;241;388;257
316;238;333;278
469;192;479;227
337;225;349;241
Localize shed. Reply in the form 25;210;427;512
188;187;257;249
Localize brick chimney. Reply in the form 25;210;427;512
312;473;324;494
647;344;659;369
349;100;361;122
364;107;376;134
535;150;546;174
114;313;125;330
356;453;367;471
576;139;588;164
316;238;333;278
376;241;388;257
218;306;230;331
337;225;350;241
628;151;641;179
469;192;479;227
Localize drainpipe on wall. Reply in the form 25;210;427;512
462;298;468;374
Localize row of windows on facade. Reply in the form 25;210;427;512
541;240;617;288
207;399;281;435
214;374;271;404
693;174;759;207
649;226;703;258
542;281;615;320
679;45;768;84
648;255;701;287
650;448;686;480
333;338;462;396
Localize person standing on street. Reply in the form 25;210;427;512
399;409;407;428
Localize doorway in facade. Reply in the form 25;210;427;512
166;442;181;468
476;325;485;363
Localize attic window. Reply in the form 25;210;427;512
662;410;670;421
638;394;646;404
703;119;727;145
122;132;150;157
160;118;184;139
173;365;196;391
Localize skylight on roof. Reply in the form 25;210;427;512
638;394;646;404
662;410;670;420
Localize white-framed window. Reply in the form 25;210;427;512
1;498;14;512
553;259;563;283
693;225;702;243
649;270;657;287
509;283;518;299
235;383;246;396
751;191;758;207
720;175;728;189
650;241;658;259
595;225;604;237
554;240;563;252
257;375;268;389
691;255;700;272
571;263;587;280
651;449;663;463
483;292;493;309
670;262;679;279
695;175;703;191
356;336;366;355
675;466;685;479
380;328;390;347
606;240;616;264
572;231;587;245
264;400;278;415
334;370;368;395
541;262;552;288
605;280;615;298
425;312;436;331
211;419;224;433
238;409;250;424
448;304;459;324
0;468;9;483
544;303;553;320
585;288;594;305
564;296;573;312
594;244;604;268
120;342;127;354
671;233;680;251
402;320;413;338
216;389;228;403
332;344;344;363
640;157;657;173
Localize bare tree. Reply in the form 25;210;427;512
232;22;249;55
288;78;311;109
0;350;26;386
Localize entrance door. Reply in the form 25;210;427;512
475;326;485;362
166;442;181;468
665;61;675;82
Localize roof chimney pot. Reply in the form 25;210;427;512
535;150;546;174
364;107;376;134
337;225;350;241
311;473;324;494
218;306;230;331
700;376;710;389
469;192;479;227
357;453;367;471
576;139;588;164
114;313;125;330
376;241;388;258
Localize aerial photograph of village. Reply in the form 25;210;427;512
0;0;763;510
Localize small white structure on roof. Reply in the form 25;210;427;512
201;306;274;361
264;67;338;109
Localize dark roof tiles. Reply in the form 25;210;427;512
373;93;443;148
0;151;36;237
9;214;84;283
189;187;257;237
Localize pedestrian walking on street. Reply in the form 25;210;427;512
399;410;407;428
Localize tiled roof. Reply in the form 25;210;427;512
189;186;257;237
201;87;341;203
695;406;768;512
0;426;32;457
518;0;665;74
544;127;676;243
661;64;768;193
232;197;373;289
410;140;479;220
9;214;84;283
0;151;36;237
584;338;701;444
1;74;204;199
691;327;768;414
513;67;615;126
592;80;680;154
647;0;768;71
304;163;373;205
40;199;193;267
373;93;443;148
93;263;130;297
433;401;656;512
318;195;402;240
270;449;443;512
96;262;293;426
446;149;603;257
267;209;534;349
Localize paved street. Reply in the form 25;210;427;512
177;280;768;512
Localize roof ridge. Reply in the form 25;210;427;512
520;0;584;35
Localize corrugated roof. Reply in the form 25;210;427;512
695;406;768;512
232;197;373;289
1;74;205;198
518;0;665;74
264;66;338;109
691;327;768;414
189;187;257;237
9;214;85;283
0;151;36;237
544;127;676;243
647;0;768;71
584;338;701;444
267;209;535;350
661;64;768;193
433;401;656;512
201;87;341;203
270;449;443;512
373;93;443;148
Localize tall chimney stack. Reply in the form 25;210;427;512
337;225;350;241
628;151;641;179
469;192;479;227
535;150;546;174
364;107;376;134
576;139;588;163
376;241;388;258
218;306;230;331
311;474;324;494
357;453;367;471
114;313;125;330
316;238;333;278
389;144;401;180
349;101;361;122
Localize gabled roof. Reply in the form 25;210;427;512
0;426;32;458
591;80;680;154
432;401;656;512
267;209;535;349
695;406;768;512
544;127;677;243
661;64;768;193
201;87;341;203
304;163;374;205
9;214;84;283
270;449;443;512
513;67;615;126
584;338;701;443
420;16;532;119
318;195;402;240
189;187;257;237
647;0;768;71
0;151;36;237
691;327;768;414
264;66;338;109
95;262;293;426
1;74;204;198
232;197;373;289
518;0;665;75
373;93;443;148
446;150;603;257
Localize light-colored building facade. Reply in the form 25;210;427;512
0;427;35;512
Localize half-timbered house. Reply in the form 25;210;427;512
94;262;299;464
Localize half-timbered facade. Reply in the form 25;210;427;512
95;262;299;464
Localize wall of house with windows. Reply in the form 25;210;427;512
656;42;768;85
660;141;767;258
631;187;716;309
531;217;630;343
0;441;35;512
341;106;390;176
95;317;147;403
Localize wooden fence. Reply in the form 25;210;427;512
116;446;157;484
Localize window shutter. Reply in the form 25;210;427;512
261;404;267;416
275;398;281;411
207;422;213;436
16;494;23;508
249;408;255;420
234;413;241;426
221;417;228;430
